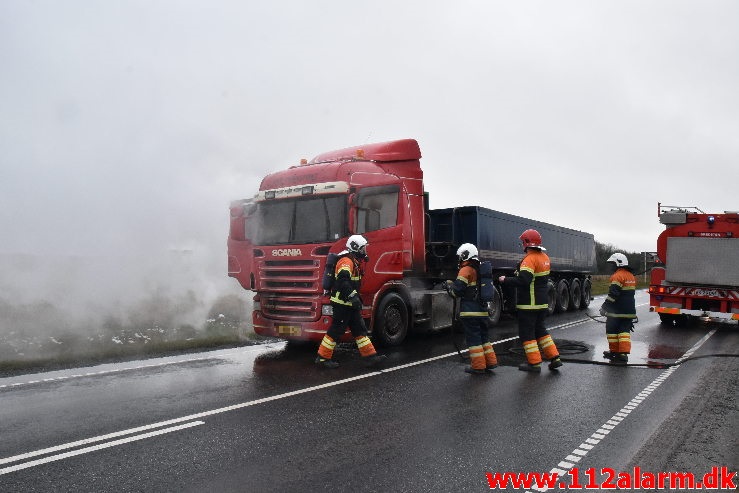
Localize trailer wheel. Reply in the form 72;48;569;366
568;279;582;311
486;286;502;326
554;279;570;312
579;278;592;309
373;293;409;347
546;280;556;316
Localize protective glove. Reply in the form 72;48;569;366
599;304;607;317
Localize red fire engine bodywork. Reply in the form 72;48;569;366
649;204;739;325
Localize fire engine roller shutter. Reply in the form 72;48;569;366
665;237;739;286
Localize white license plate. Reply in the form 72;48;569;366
276;325;301;336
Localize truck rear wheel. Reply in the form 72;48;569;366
555;279;570;312
373;292;409;347
568;279;581;311
579;278;592;309
546;280;556;316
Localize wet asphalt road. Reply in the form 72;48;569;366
1;291;737;492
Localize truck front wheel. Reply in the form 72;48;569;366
373;293;409;347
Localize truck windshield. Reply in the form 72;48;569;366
249;195;347;245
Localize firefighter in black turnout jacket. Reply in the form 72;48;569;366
445;243;499;374
315;235;387;369
600;253;637;363
499;229;563;373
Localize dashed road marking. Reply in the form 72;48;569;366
528;329;717;493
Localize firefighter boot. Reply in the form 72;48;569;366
615;353;629;363
520;340;542;373
607;334;619;356
617;332;632;356
315;356;339;369
364;353;387;368
466;345;488;374
518;362;542;373
483;342;498;370
548;356;563;371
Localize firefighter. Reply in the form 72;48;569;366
498;229;563;373
600;253;636;363
315;235;387;369
445;243;498;375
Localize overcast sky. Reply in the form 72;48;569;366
1;1;738;317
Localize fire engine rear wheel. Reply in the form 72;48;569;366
568;279;582;311
546;280;556;316
373;292;409;347
554;279;570;313
579;278;592;309
486;286;502;326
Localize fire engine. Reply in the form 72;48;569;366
649;203;739;325
228;139;596;346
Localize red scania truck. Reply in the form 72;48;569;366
228;139;596;346
649;204;739;326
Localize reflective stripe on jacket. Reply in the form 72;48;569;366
603;268;636;318
451;261;488;318
329;256;361;306
505;249;550;310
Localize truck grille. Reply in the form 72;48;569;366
260;295;319;321
257;258;322;320
258;259;319;291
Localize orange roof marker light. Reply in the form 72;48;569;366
356;149;364;159
300;158;308;165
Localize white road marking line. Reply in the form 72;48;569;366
0;310;652;474
0;320;592;472
527;329;717;493
0;421;204;475
0;318;591;391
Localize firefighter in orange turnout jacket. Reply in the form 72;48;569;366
499;230;563;373
315;235;387;369
600;253;636;363
445;243;498;375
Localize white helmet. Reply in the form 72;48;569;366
456;243;479;262
346;234;369;259
607;252;628;267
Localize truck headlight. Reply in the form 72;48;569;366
321;304;333;316
253;301;261;312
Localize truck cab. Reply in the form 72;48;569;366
228;139;431;345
